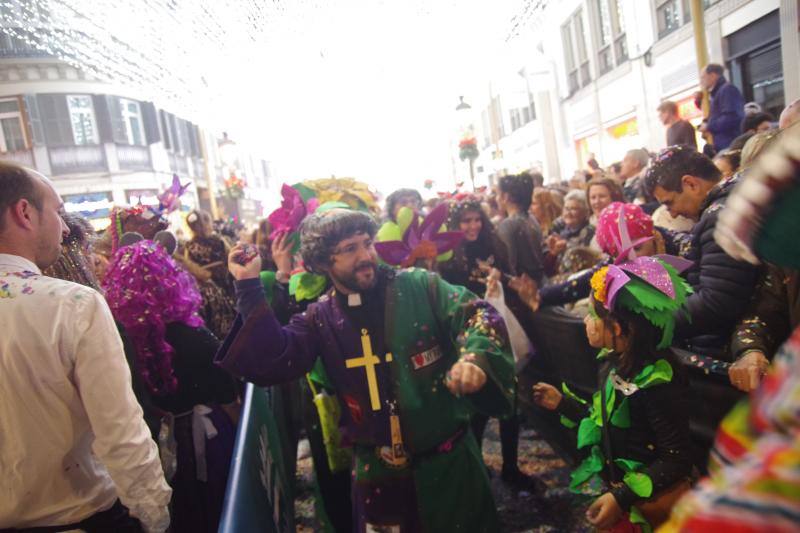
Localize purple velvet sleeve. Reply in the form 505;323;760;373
234;278;266;319
215;288;321;386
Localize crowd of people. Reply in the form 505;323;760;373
2;65;800;533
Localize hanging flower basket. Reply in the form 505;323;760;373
459;137;479;162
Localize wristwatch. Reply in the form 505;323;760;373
275;270;290;284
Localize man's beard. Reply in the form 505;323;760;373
332;260;377;292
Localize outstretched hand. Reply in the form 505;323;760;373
228;244;262;281
445;358;487;396
729;351;769;392
509;273;540;312
532;382;562;410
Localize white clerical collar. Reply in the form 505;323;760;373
347;293;362;307
0;254;41;275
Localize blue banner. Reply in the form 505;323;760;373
218;383;295;533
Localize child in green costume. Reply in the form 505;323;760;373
533;255;696;532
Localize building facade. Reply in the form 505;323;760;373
0;26;272;228
462;0;797;184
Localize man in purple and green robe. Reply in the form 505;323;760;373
218;209;515;532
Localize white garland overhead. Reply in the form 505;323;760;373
0;0;545;183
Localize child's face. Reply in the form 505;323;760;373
584;313;614;349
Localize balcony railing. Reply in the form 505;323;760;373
0;149;34;168
116;144;152;171
49;145;107;175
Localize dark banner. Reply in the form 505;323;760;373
218;383;295;533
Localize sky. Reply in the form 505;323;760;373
9;0;539;196
219;1;531;195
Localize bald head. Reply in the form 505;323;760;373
0;163;68;268
779;99;800;130
0;163;44;233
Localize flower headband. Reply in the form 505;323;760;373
590;255;693;349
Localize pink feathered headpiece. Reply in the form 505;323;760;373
103;240;204;395
595;202;654;261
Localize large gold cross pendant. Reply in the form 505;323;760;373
345;328;392;411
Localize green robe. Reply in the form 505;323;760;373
218;266;515;532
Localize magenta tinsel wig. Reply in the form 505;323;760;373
103;240;204;395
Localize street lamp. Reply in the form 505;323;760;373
455;95;471;111
218;131;238;170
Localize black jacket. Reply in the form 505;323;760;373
674;175;761;355
558;358;694;511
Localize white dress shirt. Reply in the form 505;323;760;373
0;254;171;532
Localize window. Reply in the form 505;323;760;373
657;0;713;38
67;95;98;145
595;0;627;75
656;0;682;38
119;98;145;146
562;9;592;95
562;24;579;94
0;98;26;152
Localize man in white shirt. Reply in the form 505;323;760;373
0;163;171;532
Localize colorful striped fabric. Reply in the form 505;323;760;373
659;326;800;532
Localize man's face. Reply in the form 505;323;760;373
652;178;706;220
31;176;69;269
326;232;378;292
658;110;670;126
619;155;642;180
700;69;718;91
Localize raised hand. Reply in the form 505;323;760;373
271;231;294;276
228;243;262;281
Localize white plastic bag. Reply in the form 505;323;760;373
485;282;532;369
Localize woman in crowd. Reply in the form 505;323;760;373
544;190;596;278
529;202;683;310
585;177;624;225
43;213;99;289
533;254;695;531
531;188;563;235
104;241;238;533
184;209;236;339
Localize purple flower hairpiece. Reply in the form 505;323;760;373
157;174;191;214
375;203;464;267
267;184;320;240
